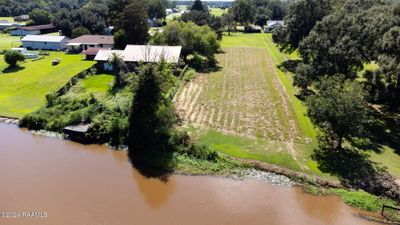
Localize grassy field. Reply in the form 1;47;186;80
67;74;114;98
0;52;96;118
210;8;227;17
0;17;14;22
0;34;22;50
176;32;400;180
175;33;323;175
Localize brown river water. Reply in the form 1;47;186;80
0;123;382;225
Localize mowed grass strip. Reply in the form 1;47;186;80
0;52;96;118
0;34;22;50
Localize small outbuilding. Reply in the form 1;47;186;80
63;124;90;142
10;23;57;36
21;35;69;51
14;15;30;22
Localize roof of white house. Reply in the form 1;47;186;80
95;45;182;63
21;35;67;43
94;50;125;61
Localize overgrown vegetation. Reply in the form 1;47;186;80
151;21;220;71
20;72;133;146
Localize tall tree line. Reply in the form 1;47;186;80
273;0;400;107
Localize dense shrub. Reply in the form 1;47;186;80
4;50;25;67
20;88;133;146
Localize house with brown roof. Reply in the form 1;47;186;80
10;24;56;36
66;35;114;53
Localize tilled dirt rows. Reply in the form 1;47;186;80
174;47;302;145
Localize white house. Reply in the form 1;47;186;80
21;35;69;50
94;45;182;71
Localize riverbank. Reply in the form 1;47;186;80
0;122;384;225
0;116;19;124
0;120;398;220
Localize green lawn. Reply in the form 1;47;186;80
210;8;227;17
0;17;14;22
221;33;270;48
0;52;96;118
67;74;114;98
0;34;22;50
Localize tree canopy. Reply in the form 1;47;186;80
272;0;331;54
110;0;149;47
4;50;25;68
29;9;52;25
306;76;372;150
151;21;220;64
128;62;178;165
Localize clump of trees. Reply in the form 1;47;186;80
4;50;25;68
230;0;288;27
293;0;400;107
306;76;372;150
151;21;220;70
29;9;52;25
128;62;219;171
128;62;179;167
180;0;223;36
272;0;331;54
148;0;168;19
52;2;109;37
71;26;91;38
272;0;400;200
109;0;149;48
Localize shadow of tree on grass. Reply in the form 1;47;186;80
313;146;400;201
277;59;302;73
367;107;400;155
2;66;25;73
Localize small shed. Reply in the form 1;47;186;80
21;35;69;51
63;124;90;142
